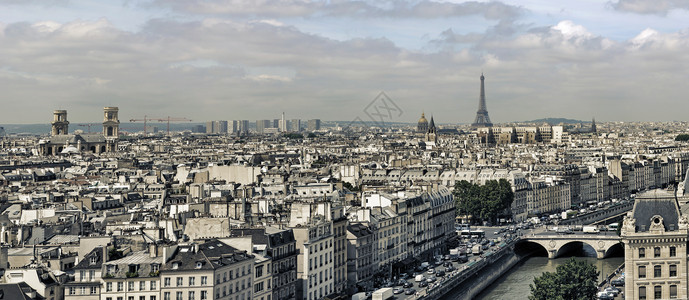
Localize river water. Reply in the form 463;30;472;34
473;256;624;300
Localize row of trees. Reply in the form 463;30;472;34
453;179;514;223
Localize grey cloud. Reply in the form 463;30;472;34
148;0;523;21
2;18;689;124
611;0;689;15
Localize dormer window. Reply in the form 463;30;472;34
89;256;97;265
196;262;203;269
172;262;180;270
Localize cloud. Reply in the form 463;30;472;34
149;0;524;21
611;0;689;15
1;15;689;123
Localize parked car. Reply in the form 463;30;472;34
393;288;404;294
403;282;413;288
427;268;435;274
418;281;428;287
611;279;624;287
404;288;416;295
435;270;446;277
597;291;614;300
426;277;436;283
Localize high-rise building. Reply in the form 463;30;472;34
471;73;493;128
307;119;321;131
291;119;301;132
257;119;271;134
238;120;249;135
279;112;288;132
205;121;215;134
216;120;228;133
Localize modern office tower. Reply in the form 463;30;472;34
257;119;271;134
239;120;249;134
291;119;301;132
471;73;493;128
307;119;321;131
216;120;228;133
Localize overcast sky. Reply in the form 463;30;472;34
1;0;689;124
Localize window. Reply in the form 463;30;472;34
670;264;677;277
90;286;97;294
670;246;676;257
151;297;156;300
128;297;134;300
177;277;183;287
117;282;123;292
69;287;75;295
177;291;183;300
256;266;263;278
164;277;171;287
164;292;170;300
639;247;646;258
671;285;678;299
151;281;157;290
140;297;145;300
201;276;207;285
654;247;661;258
128;281;134;291
80;270;85;281
655;286;662;299
107;282;113;292
654;265;661;278
189;291;195;300
201;291;207;300
140;281;146;291
639;266;647;278
189;277;195;286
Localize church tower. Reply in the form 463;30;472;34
591;117;597;133
51;110;69;136
103;107;119;152
471;73;493;128
425;116;437;148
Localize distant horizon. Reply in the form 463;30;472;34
2;1;689;123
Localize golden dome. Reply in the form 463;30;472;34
418;112;428;124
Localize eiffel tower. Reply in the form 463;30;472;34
471;73;493;127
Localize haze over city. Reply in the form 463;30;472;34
2;0;689;124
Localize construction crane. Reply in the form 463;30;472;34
156;116;192;135
129;115;158;134
130;116;191;135
77;123;100;134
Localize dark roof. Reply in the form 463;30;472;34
0;283;32;300
163;239;253;272
632;191;680;232
230;228;295;248
74;247;104;270
347;223;373;238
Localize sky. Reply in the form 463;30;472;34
2;0;689;124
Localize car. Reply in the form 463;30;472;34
418;281;428;287
393;288;404;294
604;287;620;296
443;255;451;260
405;288;416;295
446;266;456;272
427;268;435;274
436;270;446;277
458;256;468;263
396;280;407;286
611;279;624;287
426;277;436;283
403;282;413;288
596;291;614;300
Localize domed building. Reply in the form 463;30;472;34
417;112;429;133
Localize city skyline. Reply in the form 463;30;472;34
2;0;689;123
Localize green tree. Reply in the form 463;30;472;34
529;258;599;300
675;134;689;142
453;179;514;223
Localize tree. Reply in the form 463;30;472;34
529;258;599;300
676;134;689;142
453;179;514;223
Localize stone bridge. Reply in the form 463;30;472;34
518;234;622;259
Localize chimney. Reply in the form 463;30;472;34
103;245;109;262
149;243;158;258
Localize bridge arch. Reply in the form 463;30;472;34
515;240;548;257
554;241;598;259
603;242;624;258
521;235;623;259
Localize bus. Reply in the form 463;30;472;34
607;223;619;231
